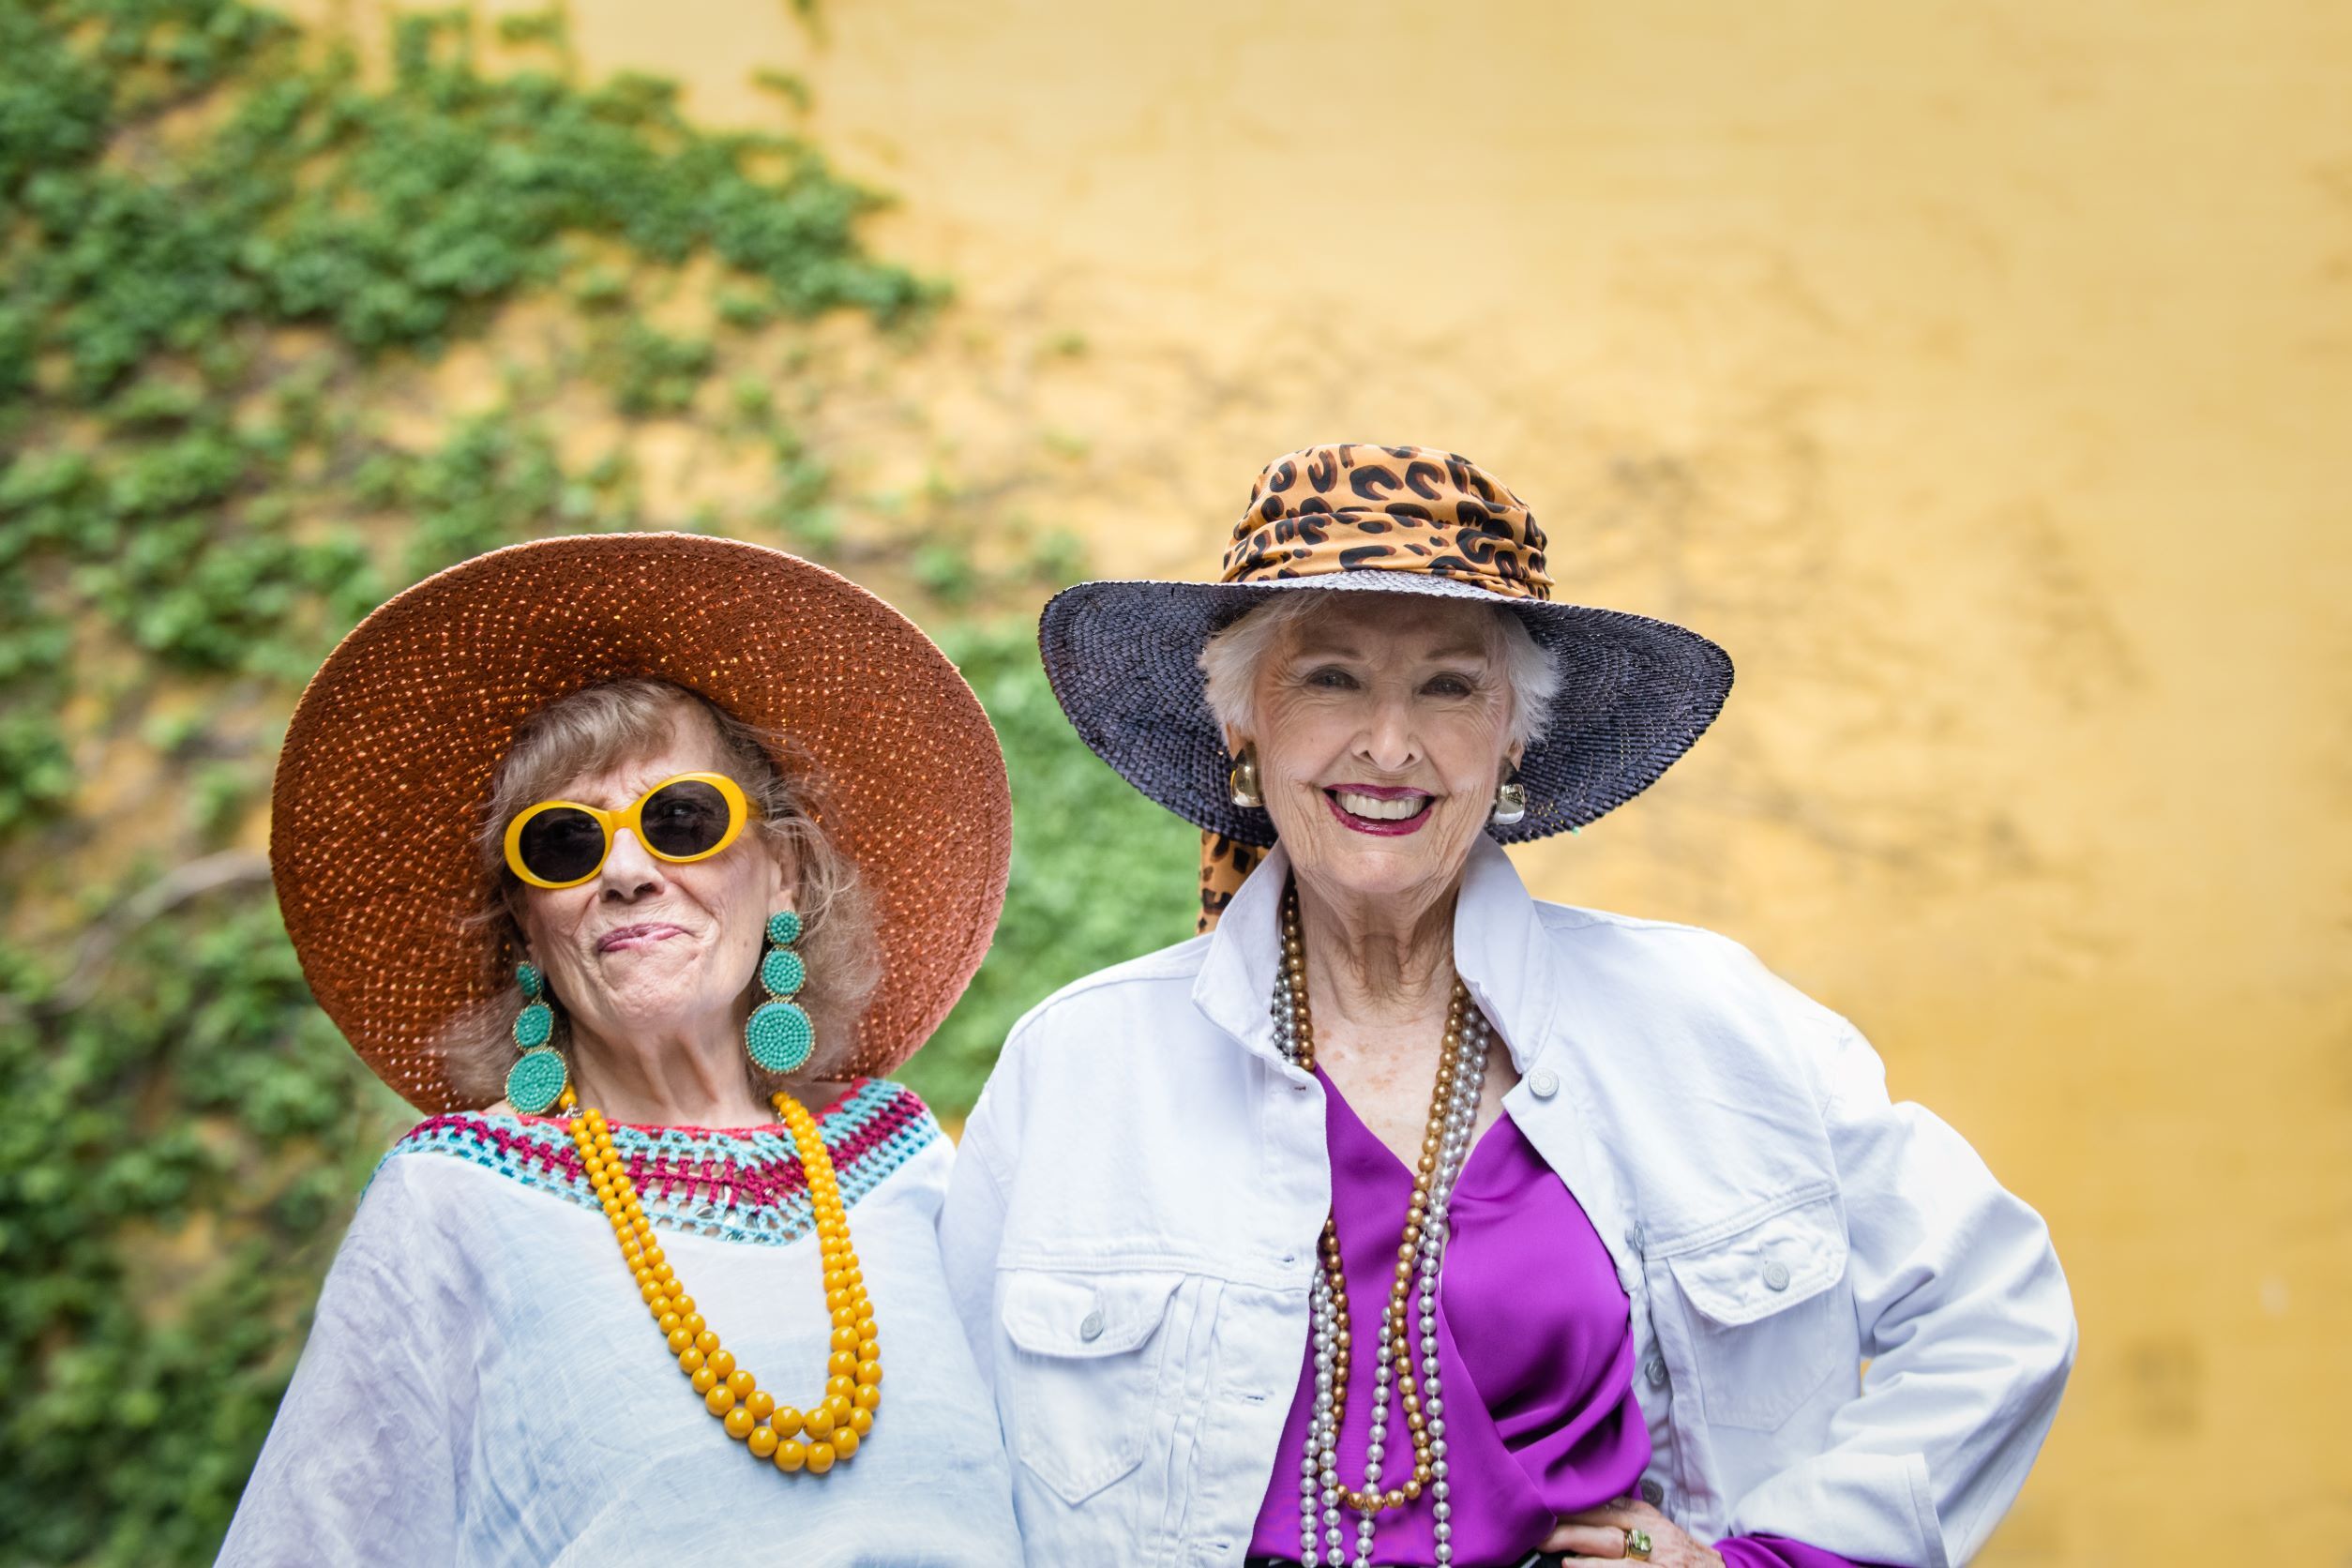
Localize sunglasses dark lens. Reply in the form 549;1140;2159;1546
640;779;733;859
516;807;608;884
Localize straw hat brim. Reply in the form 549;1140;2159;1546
270;534;1011;1113
1037;570;1732;847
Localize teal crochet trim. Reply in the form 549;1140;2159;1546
378;1078;937;1249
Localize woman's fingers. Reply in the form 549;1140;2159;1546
1546;1497;1718;1566
1545;1495;1652;1547
1545;1521;1635;1556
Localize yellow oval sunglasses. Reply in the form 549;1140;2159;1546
502;773;755;890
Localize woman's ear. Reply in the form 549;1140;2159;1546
501;888;533;948
765;832;801;909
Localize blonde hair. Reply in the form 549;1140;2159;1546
1199;593;1560;749
438;678;880;1105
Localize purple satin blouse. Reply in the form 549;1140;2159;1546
1247;1066;1863;1568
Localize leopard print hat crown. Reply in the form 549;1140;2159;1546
1221;444;1553;596
1038;442;1735;927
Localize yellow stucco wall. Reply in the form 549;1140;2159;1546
307;2;2352;1558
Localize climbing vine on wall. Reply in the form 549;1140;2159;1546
0;4;1194;1560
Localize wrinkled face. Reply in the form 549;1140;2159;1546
1243;596;1518;909
509;712;789;1051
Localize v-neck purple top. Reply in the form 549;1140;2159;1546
1246;1067;1866;1568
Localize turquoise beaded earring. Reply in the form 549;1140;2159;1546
745;910;814;1075
505;961;568;1114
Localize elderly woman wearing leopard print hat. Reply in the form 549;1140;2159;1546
942;445;2074;1568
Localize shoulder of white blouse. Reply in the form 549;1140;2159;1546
312;1139;488;1304
362;1116;541;1220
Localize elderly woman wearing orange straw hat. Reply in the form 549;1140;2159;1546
219;535;1020;1565
943;445;2073;1568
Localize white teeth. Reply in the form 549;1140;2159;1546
1334;791;1431;822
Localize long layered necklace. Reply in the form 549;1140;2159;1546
560;1085;883;1473
1275;885;1492;1568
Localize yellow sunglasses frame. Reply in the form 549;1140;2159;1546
502;772;755;891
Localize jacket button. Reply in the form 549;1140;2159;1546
1643;1355;1667;1387
1078;1309;1106;1341
1640;1478;1666;1506
1762;1260;1791;1291
1528;1069;1559;1099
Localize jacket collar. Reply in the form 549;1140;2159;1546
1191;840;1292;1071
1192;836;1563;1078
1449;836;1567;1077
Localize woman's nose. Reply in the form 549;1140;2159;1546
597;828;667;898
1357;696;1422;771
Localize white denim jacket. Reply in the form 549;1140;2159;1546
942;839;2074;1568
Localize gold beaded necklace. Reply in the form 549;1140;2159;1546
562;1084;882;1474
1280;886;1472;1515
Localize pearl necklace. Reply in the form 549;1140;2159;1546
561;1085;883;1473
1275;886;1491;1568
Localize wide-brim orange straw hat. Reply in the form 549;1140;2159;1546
1037;443;1734;924
270;534;1012;1114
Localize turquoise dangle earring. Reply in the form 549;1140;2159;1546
505;961;568;1114
746;911;815;1075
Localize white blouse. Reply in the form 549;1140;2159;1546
219;1079;1020;1567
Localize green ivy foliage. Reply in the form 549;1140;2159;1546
0;4;1190;1560
0;900;400;1566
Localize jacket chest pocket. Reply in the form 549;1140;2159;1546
1000;1268;1182;1509
1660;1196;1853;1431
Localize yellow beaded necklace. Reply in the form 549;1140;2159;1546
562;1085;882;1474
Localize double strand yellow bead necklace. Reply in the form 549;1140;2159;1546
562;1086;883;1474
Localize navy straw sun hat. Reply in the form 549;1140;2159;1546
1036;443;1734;909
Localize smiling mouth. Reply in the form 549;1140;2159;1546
596;923;686;954
1324;787;1437;837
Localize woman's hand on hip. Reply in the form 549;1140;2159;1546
1545;1497;1724;1566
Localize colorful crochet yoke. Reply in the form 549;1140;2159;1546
379;1078;939;1247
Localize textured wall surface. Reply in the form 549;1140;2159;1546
305;2;2352;1559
